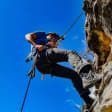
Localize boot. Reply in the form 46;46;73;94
79;65;103;88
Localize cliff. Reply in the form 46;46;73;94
83;0;112;112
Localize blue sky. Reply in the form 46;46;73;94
0;0;87;112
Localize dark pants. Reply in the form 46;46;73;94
35;48;92;104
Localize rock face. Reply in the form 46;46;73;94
92;62;112;112
83;0;112;112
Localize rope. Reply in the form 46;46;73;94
59;12;84;42
63;12;84;36
20;67;35;112
20;76;32;112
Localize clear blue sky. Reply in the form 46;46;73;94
0;0;87;112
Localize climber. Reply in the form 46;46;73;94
25;31;102;108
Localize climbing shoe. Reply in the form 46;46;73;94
80;71;103;88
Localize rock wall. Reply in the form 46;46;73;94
83;0;112;112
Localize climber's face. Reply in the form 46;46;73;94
48;33;59;42
47;35;58;48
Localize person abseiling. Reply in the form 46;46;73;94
25;31;102;107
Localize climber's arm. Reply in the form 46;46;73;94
25;33;44;51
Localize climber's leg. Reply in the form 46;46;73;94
36;63;94;105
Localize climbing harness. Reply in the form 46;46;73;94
21;11;84;112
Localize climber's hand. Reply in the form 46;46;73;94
34;44;45;51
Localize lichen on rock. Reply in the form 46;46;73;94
83;0;112;72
